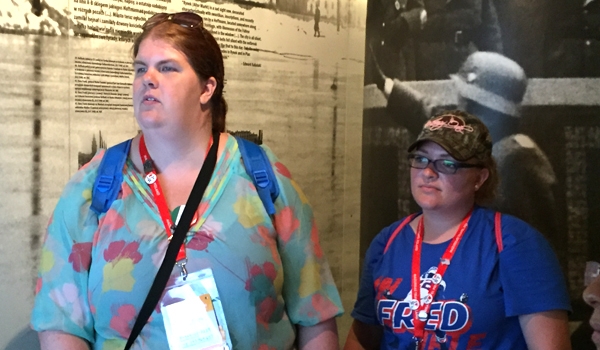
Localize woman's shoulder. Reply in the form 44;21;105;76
57;149;106;206
226;135;290;184
473;206;549;249
256;142;288;175
367;214;419;255
474;206;533;228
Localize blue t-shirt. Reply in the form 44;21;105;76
351;206;570;349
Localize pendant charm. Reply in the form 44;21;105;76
436;333;447;343
432;273;442;284
409;299;419;310
413;337;421;350
143;159;154;173
176;259;188;280
145;173;157;185
423;294;433;304
418;310;428;321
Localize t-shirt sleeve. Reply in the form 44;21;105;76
261;146;344;326
498;215;571;317
351;224;393;325
30;151;105;342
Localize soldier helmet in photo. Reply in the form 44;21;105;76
450;52;527;118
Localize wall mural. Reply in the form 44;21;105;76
0;0;366;346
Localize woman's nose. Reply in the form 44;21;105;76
422;163;439;178
143;70;157;88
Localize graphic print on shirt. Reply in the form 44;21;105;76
377;266;473;340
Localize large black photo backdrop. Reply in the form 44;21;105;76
361;0;600;329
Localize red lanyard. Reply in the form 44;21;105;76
139;134;213;265
411;209;472;347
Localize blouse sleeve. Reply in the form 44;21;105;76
30;152;105;342
498;215;571;317
261;146;344;326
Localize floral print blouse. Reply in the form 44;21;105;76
31;134;343;349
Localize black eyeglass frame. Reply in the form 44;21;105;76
142;12;204;30
407;154;484;175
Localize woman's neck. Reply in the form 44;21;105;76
419;204;474;244
130;126;219;210
141;126;213;173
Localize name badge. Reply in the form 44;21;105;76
161;269;231;350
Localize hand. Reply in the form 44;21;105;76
420;9;427;29
297;318;339;350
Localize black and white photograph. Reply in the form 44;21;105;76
360;0;600;347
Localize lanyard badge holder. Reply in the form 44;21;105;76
161;269;232;350
140;135;214;280
410;210;472;350
124;133;220;350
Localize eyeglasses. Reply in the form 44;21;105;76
585;261;600;287
142;12;204;30
407;154;483;175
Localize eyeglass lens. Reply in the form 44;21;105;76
408;155;458;174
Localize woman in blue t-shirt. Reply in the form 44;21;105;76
345;110;571;349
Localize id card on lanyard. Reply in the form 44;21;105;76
161;268;232;350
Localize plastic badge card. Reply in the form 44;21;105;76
161;268;232;350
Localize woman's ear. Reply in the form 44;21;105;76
476;168;490;190
199;77;217;105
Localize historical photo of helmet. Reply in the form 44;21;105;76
361;0;600;345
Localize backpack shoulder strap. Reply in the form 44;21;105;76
494;211;504;253
235;136;280;216
383;212;503;254
91;139;132;215
383;213;418;254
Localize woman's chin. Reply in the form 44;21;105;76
413;196;442;211
135;113;164;129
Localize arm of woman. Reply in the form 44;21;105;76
261;149;343;346
498;217;571;349
39;331;90;350
519;310;571;350
343;319;383;350
31;155;102;345
297;318;339;350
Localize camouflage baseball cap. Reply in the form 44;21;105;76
408;110;493;162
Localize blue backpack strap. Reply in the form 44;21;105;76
384;212;504;253
383;213;418;254
235;136;280;216
91;139;132;215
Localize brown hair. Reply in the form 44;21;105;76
132;18;227;132
475;154;499;206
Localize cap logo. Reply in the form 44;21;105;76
424;115;474;134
